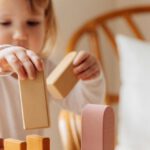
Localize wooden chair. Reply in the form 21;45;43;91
59;5;150;150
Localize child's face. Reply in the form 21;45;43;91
0;0;46;54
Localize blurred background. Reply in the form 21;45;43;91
43;0;150;149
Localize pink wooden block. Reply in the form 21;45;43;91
81;104;115;150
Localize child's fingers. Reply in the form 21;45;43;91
0;46;43;79
26;50;43;71
76;64;100;80
15;51;36;80
5;54;27;80
73;51;90;66
0;57;11;72
73;56;95;74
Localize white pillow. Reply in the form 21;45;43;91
115;35;150;150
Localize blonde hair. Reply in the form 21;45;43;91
28;0;57;57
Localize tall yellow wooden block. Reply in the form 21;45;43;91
18;71;50;130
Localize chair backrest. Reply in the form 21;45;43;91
66;5;150;104
59;5;150;150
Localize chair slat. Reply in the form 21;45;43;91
124;14;145;40
106;94;119;104
59;110;77;150
101;23;119;59
88;30;102;61
70;113;80;150
75;115;81;146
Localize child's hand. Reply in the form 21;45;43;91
0;45;43;80
73;51;101;80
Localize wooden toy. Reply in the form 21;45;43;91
47;52;78;99
4;139;26;150
18;71;49;130
2;135;50;150
81;104;115;150
26;135;50;150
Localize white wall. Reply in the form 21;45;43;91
115;0;150;7
51;0;116;62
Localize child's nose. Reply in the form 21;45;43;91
13;29;28;42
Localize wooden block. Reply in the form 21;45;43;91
18;71;50;130
81;104;115;150
4;139;26;150
0;138;3;149
46;52;78;99
26;135;50;150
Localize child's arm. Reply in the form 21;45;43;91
0;45;43;79
52;51;106;113
59;71;106;113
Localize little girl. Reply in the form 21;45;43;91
0;0;105;139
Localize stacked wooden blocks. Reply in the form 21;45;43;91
0;135;50;150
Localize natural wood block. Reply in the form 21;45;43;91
81;104;115;150
18;71;50;130
4;139;26;150
47;52;78;99
26;135;50;150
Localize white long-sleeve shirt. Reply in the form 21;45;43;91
0;59;105;139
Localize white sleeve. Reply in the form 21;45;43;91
59;72;106;114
